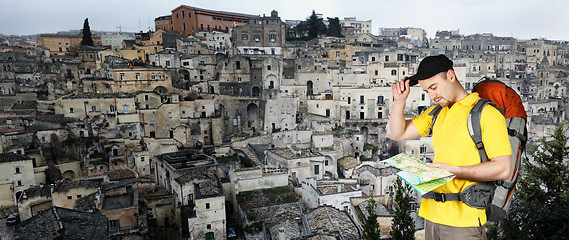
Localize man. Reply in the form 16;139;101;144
387;55;511;240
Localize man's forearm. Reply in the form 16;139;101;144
428;155;511;181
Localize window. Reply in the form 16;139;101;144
168;112;172;118
166;60;170;67
17;180;22;186
326;109;330;117
377;96;384;104
347;97;351;104
420;145;427;153
181;10;185;18
269;33;277;42
235;61;241;69
314;165;320;175
360;95;364;104
254;34;261;41
375;70;378;75
69;108;74;113
109;219;120;228
120;74;125;81
77;195;82;199
91;106;96;112
14;167;21;174
267;65;271;70
67;196;72;200
269;107;273;113
385;55;389;61
336;51;340;57
391;70;397;75
241;34;248;40
397;54;404;61
123;105;129;113
141;157;145;162
206;203;210;209
207;224;211;230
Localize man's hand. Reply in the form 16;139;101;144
392;78;411;103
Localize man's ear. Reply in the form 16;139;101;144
447;69;456;82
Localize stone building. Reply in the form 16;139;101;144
231;11;286;56
0;152;35;207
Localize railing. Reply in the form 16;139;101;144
109;225;139;235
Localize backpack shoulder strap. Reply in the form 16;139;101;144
428;105;443;136
468;99;494;163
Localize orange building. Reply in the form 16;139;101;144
40;34;101;55
169;5;256;36
155;15;173;32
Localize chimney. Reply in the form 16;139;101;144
278;228;286;240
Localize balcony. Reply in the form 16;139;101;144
109;225;139;235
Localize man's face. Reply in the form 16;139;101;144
418;71;454;107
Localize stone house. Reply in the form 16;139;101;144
17;184;52;221
231;11;286;56
0;152;35;207
301;178;362;211
52;179;101;209
265;146;326;185
350;161;398;196
172;172;226;239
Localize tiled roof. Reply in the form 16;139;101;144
266;207;303;240
15;207;108;240
0;152;31;163
306;205;361;240
54;179;101;193
338;156;360;170
74;192;99;212
108;169;137;181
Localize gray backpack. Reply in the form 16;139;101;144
422;78;527;222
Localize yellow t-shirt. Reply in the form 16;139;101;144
411;93;511;227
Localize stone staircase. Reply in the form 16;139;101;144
242;144;263;166
0;207;17;218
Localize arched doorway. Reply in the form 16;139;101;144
307;81;314;95
62;170;75;180
247;103;259;131
180;69;190;80
153;86;168;94
266;74;277;89
251;86;260;97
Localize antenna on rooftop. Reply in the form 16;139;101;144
116;25;122;33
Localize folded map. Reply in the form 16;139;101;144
382;153;455;196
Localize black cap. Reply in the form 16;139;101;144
407;54;453;86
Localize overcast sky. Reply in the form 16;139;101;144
2;0;568;40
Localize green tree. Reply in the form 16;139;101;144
81;18;94;46
306;10;326;39
362;199;381;240
390;177;415;240
326;17;343;37
492;123;569;240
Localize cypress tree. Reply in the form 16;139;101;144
362;199;381;240
390;177;415;240
494;123;569;239
81;18;94;46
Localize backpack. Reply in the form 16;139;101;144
422;77;528;222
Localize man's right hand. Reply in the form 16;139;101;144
392;78;411;103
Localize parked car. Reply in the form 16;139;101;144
227;227;237;238
6;212;19;226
